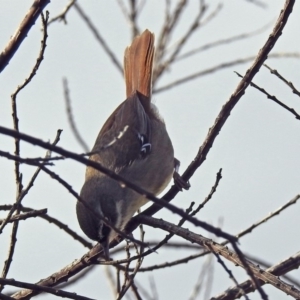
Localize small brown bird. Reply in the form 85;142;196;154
76;30;187;259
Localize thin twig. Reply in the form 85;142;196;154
154;0;209;81
129;0;140;39
7;1;297;297
115;0;140;38
137;0;296;223
39;165;148;249
0;0;50;73
126;169;221;264
211;251;300;300
0;204;92;249
0;125;237;244
264;64;300;98
73;2;123;74
48;0;76;24
56;265;96;290
117;224;145;299
0;140;154;251
175;22;272;62
188;254;213;300
245;253;300;289
245;0;267;8
114;173;223;273
124;251;206;272
0;129;61;235
235;195;300;238
236;71;300;119
154;52;300;94
130;281;143;300
0;12;49;291
0;150;53;167
63;78;89;152
0;209;47;225
210;251;250;300
135;194;300;272
169;2;222;60
11;200;299;300
0;278;94;300
192;168;222;215
154;0;188;81
139;216;300;299
136;0;298;288
123;202;194;267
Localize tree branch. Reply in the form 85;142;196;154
0;0;50;73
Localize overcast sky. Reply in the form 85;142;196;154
1;1;300;299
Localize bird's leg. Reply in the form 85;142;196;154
173;158;190;191
100;239;111;261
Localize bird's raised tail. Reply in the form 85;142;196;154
124;30;154;100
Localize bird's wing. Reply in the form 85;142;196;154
91;92;152;170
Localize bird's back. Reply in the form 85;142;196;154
77;30;174;250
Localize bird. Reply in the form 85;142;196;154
76;29;188;260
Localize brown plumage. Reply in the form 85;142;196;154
76;30;175;259
124;29;154;98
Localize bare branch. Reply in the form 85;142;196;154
154;53;300;94
124;169;222;266
0;150;50;167
117;193;300;279
235;195;300;238
154;0;188;75
130;281;143;300
128;251;206;272
0;129;61;235
129;0;140;39
264;64;300;98
139;216;300;299
0;204;92;249
188;254;214;300
0;0;50;73
48;0;76;24
73;2;123;74
140;0;296;221
0;278;94;300
115;0;139;39
12;187;300;300
63;78;89;152
192;168;222;216
11;244;103;299
0;13;49;291
0;209;47;225
245;253;300;289
211;252;250;300
236;71;300;120
154;1;210;82
175;22;272;62
212;251;300;300
0;125;237;243
245;0;267;8
57;266;97;290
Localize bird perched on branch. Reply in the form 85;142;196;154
76;29;188;259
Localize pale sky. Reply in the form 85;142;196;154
0;1;300;299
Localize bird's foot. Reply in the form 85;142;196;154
173;158;190;191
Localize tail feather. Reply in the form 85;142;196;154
124;30;154;99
